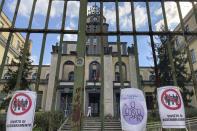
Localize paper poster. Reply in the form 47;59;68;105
6;90;37;131
157;86;186;128
120;88;147;131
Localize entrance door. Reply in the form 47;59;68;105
146;92;154;110
115;93;120;117
60;93;72;117
89;93;100;117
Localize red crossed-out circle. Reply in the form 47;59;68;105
161;89;181;110
10;93;32;115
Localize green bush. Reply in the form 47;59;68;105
146;107;197;123
0;111;64;131
0;113;6;131
147;110;160;122
33;111;65;131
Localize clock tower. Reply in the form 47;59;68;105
86;5;109;55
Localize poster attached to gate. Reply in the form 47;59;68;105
6;90;37;131
157;86;186;128
120;88;147;131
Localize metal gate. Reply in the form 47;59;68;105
0;0;197;131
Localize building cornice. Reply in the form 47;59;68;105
174;5;197;31
0;33;20;58
0;11;25;43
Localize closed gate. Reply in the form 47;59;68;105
0;0;197;131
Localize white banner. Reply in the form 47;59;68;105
120;88;147;131
6;90;37;131
157;86;186;128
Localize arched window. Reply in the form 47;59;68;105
65;61;74;65
46;73;49;80
32;73;37;80
3;73;10;79
89;61;100;82
149;75;155;81
62;61;74;81
68;72;74;81
114;62;127;81
115;72;120;82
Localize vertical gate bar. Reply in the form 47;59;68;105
0;0;21;80
192;2;197;24
100;1;104;130
51;0;67;111
0;0;5;15
15;0;37;90
191;1;197;108
145;0;159;88
78;0;87;129
35;0;53;92
130;0;141;89
176;1;197;104
71;0;87;130
115;0;124;89
161;0;178;86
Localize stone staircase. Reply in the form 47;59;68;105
60;117;122;131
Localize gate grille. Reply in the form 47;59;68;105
0;0;197;130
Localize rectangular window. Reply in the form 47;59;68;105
87;37;90;44
10;35;14;45
93;36;96;44
36;91;43;109
5;56;9;64
115;72;120;82
191;49;196;63
16;40;20;50
0;22;3;34
186;25;189;32
87;25;90;31
176;37;180;47
0;22;3;28
91;70;96;81
195;71;197;81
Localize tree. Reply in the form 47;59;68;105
155;26;193;107
0;46;33;110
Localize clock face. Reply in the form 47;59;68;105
93;17;98;22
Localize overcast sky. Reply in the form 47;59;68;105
1;0;194;66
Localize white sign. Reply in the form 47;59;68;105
120;88;147;131
157;86;186;128
6;90;37;131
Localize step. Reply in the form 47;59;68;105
60;118;122;131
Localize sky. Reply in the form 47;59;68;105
0;0;194;66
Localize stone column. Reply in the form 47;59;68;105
45;53;58;111
104;55;114;116
129;54;137;88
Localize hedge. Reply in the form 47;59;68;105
0;113;6;131
147;107;197;122
0;111;64;131
1;107;197;130
33;111;65;131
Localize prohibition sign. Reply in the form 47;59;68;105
161;89;181;110
10;93;32;115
